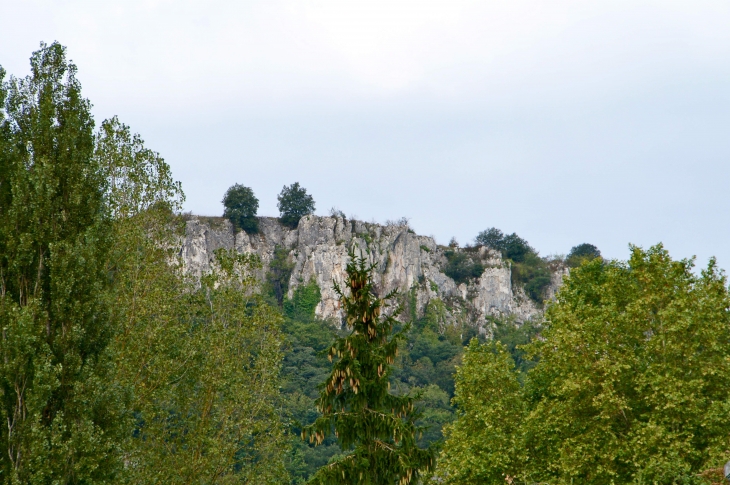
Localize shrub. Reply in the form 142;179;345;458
222;183;259;233
511;252;552;303
329;207;346;219
278;182;315;228
443;250;485;285
501;233;532;262
284;278;321;321
475;227;532;262
266;245;294;305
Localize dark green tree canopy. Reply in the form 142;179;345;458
223;183;259;233
278;182;315;228
566;242;601;267
474;227;504;250
475;227;533;262
0;41;127;482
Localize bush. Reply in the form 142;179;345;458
475;227;532;262
278;182;315;228
266;245;294;306
443;249;485;285
222;184;259;233
511;252;552;303
284;278;321;321
566;242;601;268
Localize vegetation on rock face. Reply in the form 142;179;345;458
303;252;434;485
476;227;532;262
267;245;296;306
474;227;556;303
441;245;730;484
223;183;259;233
278;182;315;228
443;249;485;285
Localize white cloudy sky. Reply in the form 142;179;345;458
2;0;730;267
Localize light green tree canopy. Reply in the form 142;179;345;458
441;244;730;485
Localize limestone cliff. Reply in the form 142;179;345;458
180;215;566;329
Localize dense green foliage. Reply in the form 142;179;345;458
443;249;485;285
268;245;296;306
1;43;288;484
97;80;288;485
441;245;730;484
278;182;315;228
281;287;468;484
0;42;127;482
279;281;343;483
475;227;532;262
439;340;526;485
223;183;259;233
303;253;434;485
474;227;504;250
566;242;601;267
511;251;552;303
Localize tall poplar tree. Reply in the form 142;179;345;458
303;251;433;485
0;42;127;482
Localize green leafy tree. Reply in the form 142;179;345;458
566;242;601;268
97;116;287;484
223;183;259;233
439;340;526;485
474;228;532;262
439;245;730;484
278;182;315;228
284;278;322;321
303;252;434;485
501;233;532;262
521;245;730;484
475;227;504;249
0;42;128;483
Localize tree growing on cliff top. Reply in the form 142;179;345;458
223;183;259;233
303;251;434;485
278;182;315;228
566;242;601;267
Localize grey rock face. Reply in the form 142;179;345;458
180;215;566;329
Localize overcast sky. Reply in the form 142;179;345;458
2;1;729;268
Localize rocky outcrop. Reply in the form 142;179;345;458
180;215;567;330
